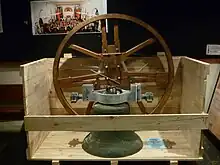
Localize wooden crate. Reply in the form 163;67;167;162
21;56;210;163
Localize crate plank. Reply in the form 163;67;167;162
180;57;210;114
20;59;52;159
179;57;210;158
24;114;208;132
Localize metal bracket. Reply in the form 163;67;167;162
82;83;142;104
70;92;82;103
142;92;154;103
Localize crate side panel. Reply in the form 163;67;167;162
180;57;210;114
180;57;209;159
21;58;52;158
204;64;220;113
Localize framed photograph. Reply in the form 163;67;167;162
30;0;108;35
0;0;3;33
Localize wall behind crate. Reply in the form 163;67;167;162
0;0;220;61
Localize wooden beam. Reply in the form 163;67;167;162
24;114;208;132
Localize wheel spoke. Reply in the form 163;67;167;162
69;44;102;60
137;101;148;114
114;23;120;52
120;38;155;61
101;19;108;53
58;73;99;88
85;101;95;115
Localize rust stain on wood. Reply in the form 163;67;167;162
68;138;83;147
163;139;176;149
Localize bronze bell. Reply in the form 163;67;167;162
82;87;143;158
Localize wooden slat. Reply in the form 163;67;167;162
24;114;208;132
181;57;210;79
180;57;210;162
180;57;210;114
204;64;220;113
20;58;51;81
21;58;52;159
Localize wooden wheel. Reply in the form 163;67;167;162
53;13;174;115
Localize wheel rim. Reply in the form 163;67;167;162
53;13;175;115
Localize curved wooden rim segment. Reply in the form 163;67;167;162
53;13;174;115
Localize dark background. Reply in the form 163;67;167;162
0;0;220;61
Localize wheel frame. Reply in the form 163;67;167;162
53;13;175;115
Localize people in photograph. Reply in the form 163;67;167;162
34;22;41;34
34;3;104;34
93;8;100;32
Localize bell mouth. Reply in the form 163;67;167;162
82;131;143;158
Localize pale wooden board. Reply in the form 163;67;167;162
31;131;201;161
204;64;220;113
181;57;210;79
180;57;210;114
20;58;51;82
21;58;52;158
157;54;181;74
179;57;209;159
24;114;208;132
208;76;220;140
